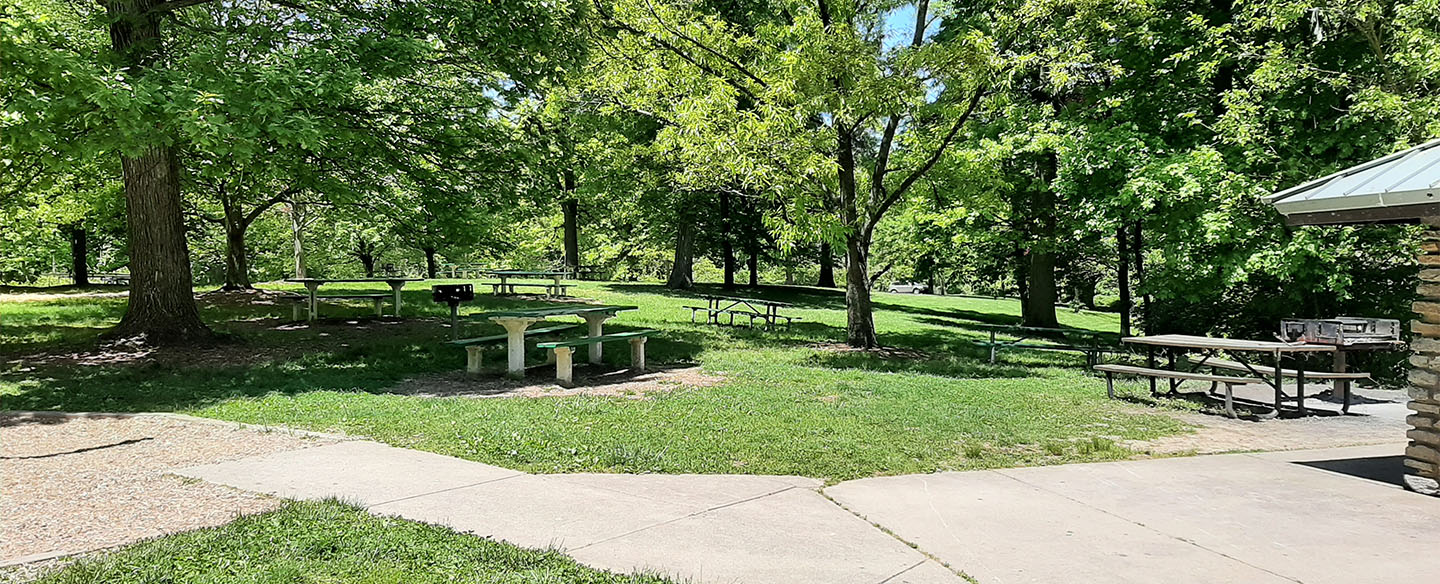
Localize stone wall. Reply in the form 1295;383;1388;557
1405;224;1440;495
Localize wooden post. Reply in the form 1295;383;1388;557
554;347;574;386
449;304;460;340
630;337;647;372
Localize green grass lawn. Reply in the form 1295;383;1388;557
0;280;1188;480
24;500;669;584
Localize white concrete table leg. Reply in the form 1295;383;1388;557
373;298;384;317
630;337;647;372
465;346;483;374
387;281;404;317
304;282;321;322
580;313;612;365
491;317;540;379
554;347;574;386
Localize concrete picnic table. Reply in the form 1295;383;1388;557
1122;333;1393;415
284;277;423;321
482;304;637;377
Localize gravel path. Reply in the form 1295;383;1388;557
0;413;336;567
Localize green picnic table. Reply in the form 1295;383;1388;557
479;304;638;377
484;270;570;297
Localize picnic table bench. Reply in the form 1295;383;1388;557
537;329;656;385
971;324;1122;365
1102;334;1387;417
686;295;799;328
285;277;423;321
448;324;580;374
485;270;571;297
475;304;638;378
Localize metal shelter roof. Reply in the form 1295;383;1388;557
1266;138;1440;224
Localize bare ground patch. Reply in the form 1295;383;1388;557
388;365;727;399
0;413;337;567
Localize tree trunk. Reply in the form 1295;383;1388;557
817;242;835;287
290;203;307;279
1133;221;1150;334
1022;250;1059;328
666;220;696;289
844;232;878;347
720;192;735;288
562;197;579;276
836;125;877;347
1117;224;1132;336
747;245;759;286
221;202;252;290
67;223;89;287
357;243;376;277
423;247;438;279
105;1;213;343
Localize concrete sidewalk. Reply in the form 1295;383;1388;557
177;441;1440;584
176;441;959;584
828;443;1440;584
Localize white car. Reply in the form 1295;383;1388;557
887;282;929;294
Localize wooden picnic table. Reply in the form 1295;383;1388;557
285;277;423;321
1121;333;1395;415
484;270;568;296
692;295;796;328
481;304;637;377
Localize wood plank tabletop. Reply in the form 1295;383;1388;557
285;277;423;283
481;305;637;319
1121;334;1337;352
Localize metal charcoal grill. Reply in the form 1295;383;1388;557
1279;317;1401;346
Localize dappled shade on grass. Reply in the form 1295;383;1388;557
2;281;1186;480
31;500;670;584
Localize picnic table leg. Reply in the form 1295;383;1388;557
1224;383;1236;418
989;330;997;364
1146;346;1157;397
1166;349;1178;395
1296;368;1307;416
1105;371;1114;400
465;346;483;374
1335;350;1351;414
304;282;321;322
1273;351;1284;416
580;313;612;365
387;281;404;317
493;318;537;379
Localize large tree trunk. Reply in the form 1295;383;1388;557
423;247;439;279
817;242;835;287
836;125;877;347
666;220;695;289
67;223;89;287
221;203;252;290
1117;224;1132;336
843;232;878;347
105;1;212;343
290;203;307;279
1022;250;1059;328
1134;221;1150;333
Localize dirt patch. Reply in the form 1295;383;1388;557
0;413;336;566
1124;386;1411;455
389;366;726;399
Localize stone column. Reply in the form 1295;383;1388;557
1405;224;1440;495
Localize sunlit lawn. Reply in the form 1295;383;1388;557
0;280;1187;480
26;500;669;584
